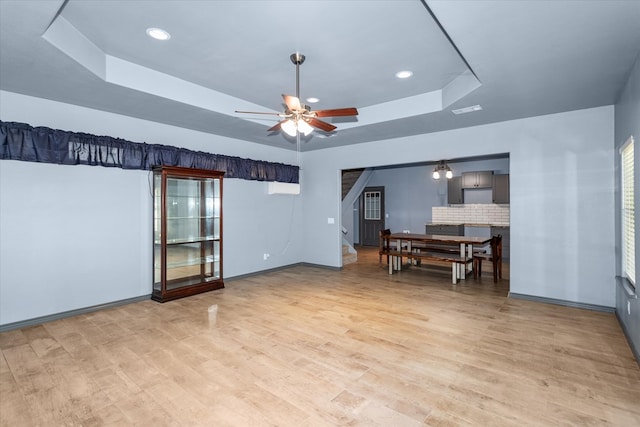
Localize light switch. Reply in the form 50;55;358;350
327;217;335;224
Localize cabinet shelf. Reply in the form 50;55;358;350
154;235;220;245
152;166;224;302
155;255;220;270
166;216;220;220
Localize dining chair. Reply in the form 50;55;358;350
378;229;391;263
473;234;503;282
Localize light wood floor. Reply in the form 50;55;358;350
1;247;638;426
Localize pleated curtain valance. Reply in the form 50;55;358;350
0;121;299;183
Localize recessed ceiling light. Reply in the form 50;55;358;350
452;104;482;115
146;27;171;41
306;97;319;103
395;70;413;79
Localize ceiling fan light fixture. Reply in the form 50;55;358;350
146;27;171;41
281;120;297;137
235;53;358;137
280;118;315;137
298;119;314;136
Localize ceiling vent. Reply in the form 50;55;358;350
452;105;482;115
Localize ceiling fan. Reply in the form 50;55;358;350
235;53;358;137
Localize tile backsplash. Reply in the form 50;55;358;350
432;204;510;226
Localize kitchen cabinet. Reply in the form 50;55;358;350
447;176;463;204
462;171;494;189
490;226;510;259
153;166;224;302
425;224;464;236
492;174;510;204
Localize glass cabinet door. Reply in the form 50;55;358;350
153;166;224;302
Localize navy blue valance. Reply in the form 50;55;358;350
0;121;299;183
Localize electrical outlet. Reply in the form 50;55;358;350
263;253;270;260
628;301;631;315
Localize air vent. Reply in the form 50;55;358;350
452;105;482;115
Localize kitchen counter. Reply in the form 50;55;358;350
467;223;509;227
425;223;510;242
426;223;509;227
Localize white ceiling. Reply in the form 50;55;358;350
1;0;639;151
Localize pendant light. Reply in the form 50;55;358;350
432;161;453;180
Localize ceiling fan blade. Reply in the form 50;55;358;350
313;107;359;117
307;117;337;132
235;110;283;116
267;120;288;132
282;94;302;111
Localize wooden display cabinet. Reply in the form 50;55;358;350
152;166;224;302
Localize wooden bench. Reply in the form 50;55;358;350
380;229;413;263
411;242;486;256
383;248;472;284
410;243;459;255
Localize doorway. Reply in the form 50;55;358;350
359;186;385;246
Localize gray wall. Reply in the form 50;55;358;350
0;161;152;323
303;106;615;308
0;90;621;331
614;54;640;358
0;91;303;326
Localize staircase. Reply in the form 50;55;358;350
341;168;368;265
342;244;358;265
341;168;365;200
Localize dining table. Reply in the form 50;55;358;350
385;232;492;282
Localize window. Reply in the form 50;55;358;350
364;191;381;220
621;136;635;286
